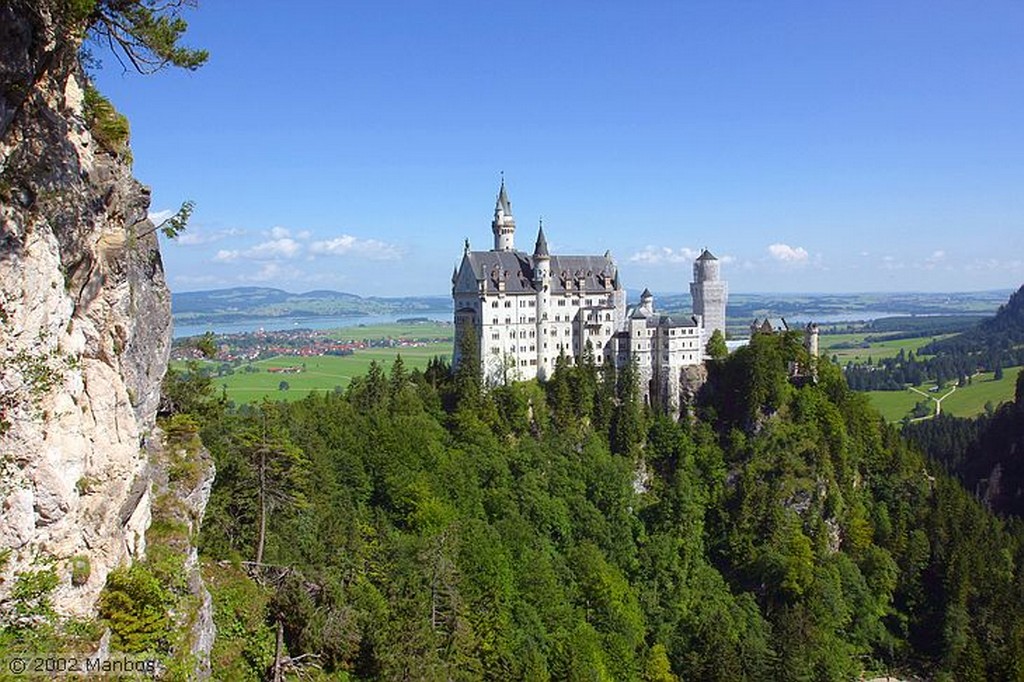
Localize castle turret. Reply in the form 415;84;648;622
804;322;819;358
533;221;551;377
690;248;728;346
639;287;654;316
491;177;516;251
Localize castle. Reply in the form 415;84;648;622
451;180;728;414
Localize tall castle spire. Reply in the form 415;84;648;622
492;176;516;251
533;219;549;259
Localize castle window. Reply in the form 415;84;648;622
504;301;512;308
558;299;566;306
491;301;499;308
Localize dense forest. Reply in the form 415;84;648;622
156;329;1024;680
843;285;1024;391
904;373;1024;518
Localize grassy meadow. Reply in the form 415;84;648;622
170;321;453;404
820;332;953;363
867;366;1022;422
176;344;449;404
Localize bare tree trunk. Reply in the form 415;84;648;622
272;618;284;682
256;446;267;566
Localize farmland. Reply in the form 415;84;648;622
819;332;953;363
171;321;452;403
866;366;1021;422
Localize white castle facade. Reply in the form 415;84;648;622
452;180;728;413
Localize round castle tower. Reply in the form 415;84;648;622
492;178;516;251
690;248;728;347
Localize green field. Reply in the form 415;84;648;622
864;390;924;422
940;366;1022;417
176;344;449;404
867;366;1021;422
321;321;453;342
821;333;952;363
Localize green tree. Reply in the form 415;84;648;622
706;328;728;360
67;0;209;74
453;324;482;409
235;404;309;565
610;359;644;456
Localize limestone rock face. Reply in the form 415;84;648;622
0;3;172;618
678;364;709;420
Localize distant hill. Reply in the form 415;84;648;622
652;289;1010;333
172;287;451;323
921;284;1024;368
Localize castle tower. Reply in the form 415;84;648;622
491;178;516;251
639;288;654;317
533;221;551;378
804;322;819;358
690;248;728;344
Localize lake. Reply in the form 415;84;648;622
173;311;452;339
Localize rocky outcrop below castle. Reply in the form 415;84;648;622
0;0;194;632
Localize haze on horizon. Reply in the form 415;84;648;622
91;1;1024;298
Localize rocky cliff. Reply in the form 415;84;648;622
0;1;178;622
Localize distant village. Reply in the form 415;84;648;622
170;325;452;363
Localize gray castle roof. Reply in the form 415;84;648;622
697;249;717;261
456;250;619;295
533;224;549;258
496;179;512;215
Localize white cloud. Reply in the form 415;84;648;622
240;262;284;282
173;274;224;286
629;246;701;265
244;238;302;260
309;234;401;260
767;243;810;263
919;249;947;270
213;249;239;262
966;258;1024;272
269;226;291;239
148;209;174;224
168;226;245;246
176;232;210;246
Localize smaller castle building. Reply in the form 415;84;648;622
452;180;729;414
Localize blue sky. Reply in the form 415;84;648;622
92;1;1024;296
